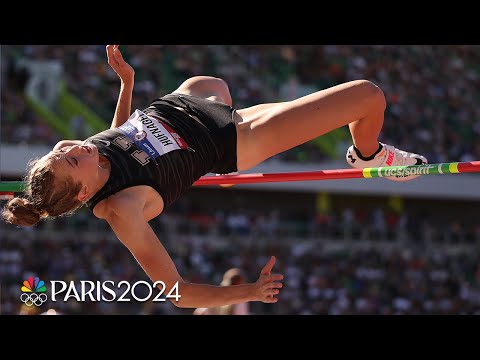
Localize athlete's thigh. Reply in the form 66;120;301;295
235;80;384;170
236;102;284;123
235;102;287;171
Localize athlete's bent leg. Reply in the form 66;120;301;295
235;80;427;181
235;80;385;169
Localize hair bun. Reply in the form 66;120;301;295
2;197;42;227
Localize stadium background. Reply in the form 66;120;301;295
1;45;479;315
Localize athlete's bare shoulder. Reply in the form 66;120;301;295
92;197;114;220
93;186;164;222
92;188;142;220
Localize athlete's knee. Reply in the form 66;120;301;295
179;76;232;105
185;76;228;90
206;77;232;105
356;80;386;111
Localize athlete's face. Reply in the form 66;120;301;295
44;144;100;199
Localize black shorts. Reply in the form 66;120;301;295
144;93;238;174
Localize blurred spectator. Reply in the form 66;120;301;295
193;268;250;315
1;196;479;315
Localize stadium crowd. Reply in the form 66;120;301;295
2;45;480;163
1;200;479;315
2;45;480;315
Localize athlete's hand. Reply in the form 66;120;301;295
253;256;283;303
106;45;135;84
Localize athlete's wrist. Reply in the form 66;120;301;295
121;79;134;89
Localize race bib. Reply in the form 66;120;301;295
118;110;188;158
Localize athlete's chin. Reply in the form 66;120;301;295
91;144;99;157
94;145;103;168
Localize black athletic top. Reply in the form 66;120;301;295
85;105;218;211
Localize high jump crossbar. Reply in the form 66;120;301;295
0;161;479;194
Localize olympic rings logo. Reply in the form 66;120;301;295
20;293;48;307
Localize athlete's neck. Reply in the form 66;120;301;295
87;155;111;201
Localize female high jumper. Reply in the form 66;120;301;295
2;45;427;309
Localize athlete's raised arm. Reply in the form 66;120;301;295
106;45;135;129
102;193;283;309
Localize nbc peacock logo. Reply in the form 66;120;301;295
20;276;48;307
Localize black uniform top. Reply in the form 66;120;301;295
85;105;217;212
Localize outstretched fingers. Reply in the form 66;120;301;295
106;45;120;67
105;45;135;82
261;255;276;275
112;45;125;63
261;279;283;303
257;256;284;303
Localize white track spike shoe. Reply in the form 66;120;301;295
346;142;428;181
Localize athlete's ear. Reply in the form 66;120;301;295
77;185;90;202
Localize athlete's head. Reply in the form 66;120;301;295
2;144;100;227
